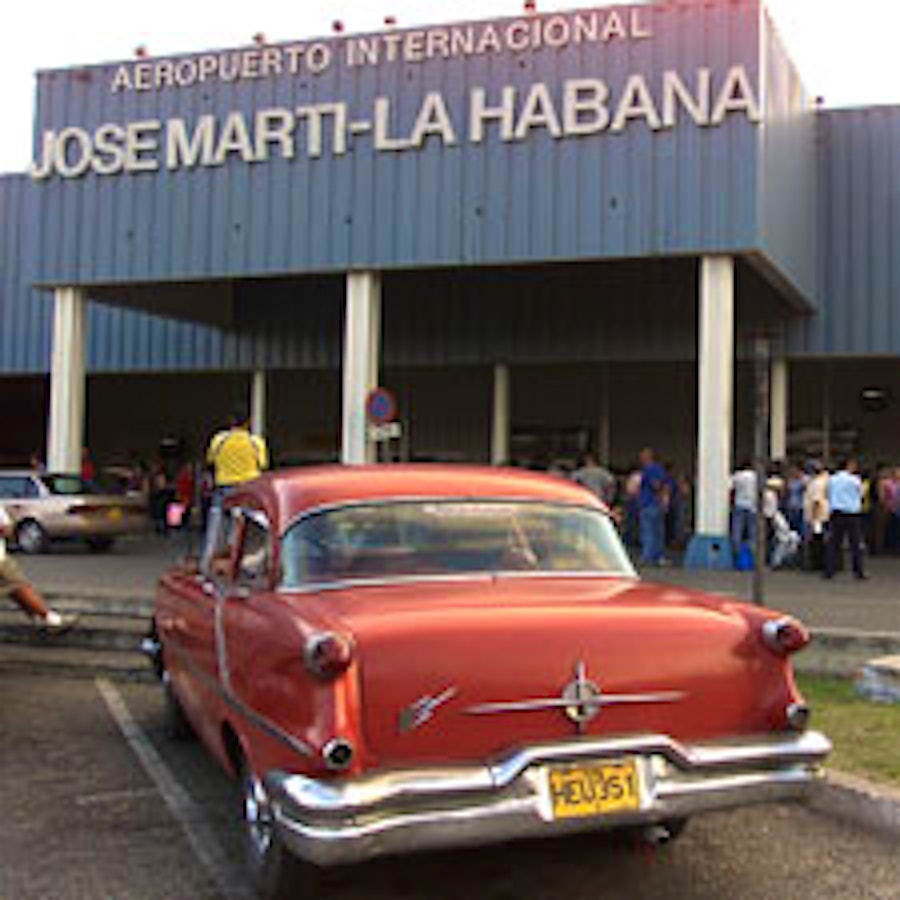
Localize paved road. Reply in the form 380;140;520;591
3;674;900;900
14;533;900;633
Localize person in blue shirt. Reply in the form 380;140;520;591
824;457;867;580
638;447;669;565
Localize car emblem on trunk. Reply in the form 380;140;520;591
562;661;603;732
398;687;458;734
464;662;685;733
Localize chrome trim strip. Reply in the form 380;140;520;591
465;692;686;716
281;495;612;535
278;569;638;596
163;636;313;759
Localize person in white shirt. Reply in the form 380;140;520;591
824;457;867;580
0;505;77;633
730;462;757;556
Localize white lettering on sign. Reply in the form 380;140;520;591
30;67;762;181
166;116;216;169
106;7;654;92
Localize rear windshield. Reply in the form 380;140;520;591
40;475;99;496
281;500;635;588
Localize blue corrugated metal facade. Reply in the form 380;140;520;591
0;175;52;373
757;4;817;304
0;1;898;377
787;106;900;356
31;1;763;285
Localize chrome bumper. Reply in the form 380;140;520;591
265;730;831;867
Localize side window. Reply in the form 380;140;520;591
236;513;272;589
0;477;37;499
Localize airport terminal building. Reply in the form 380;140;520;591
1;0;899;560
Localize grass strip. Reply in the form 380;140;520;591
797;673;900;789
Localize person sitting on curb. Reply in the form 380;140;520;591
0;505;78;634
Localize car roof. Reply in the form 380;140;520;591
229;464;604;530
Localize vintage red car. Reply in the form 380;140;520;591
148;464;830;899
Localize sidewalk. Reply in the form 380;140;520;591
11;533;900;635
642;556;900;634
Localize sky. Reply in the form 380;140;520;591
3;0;899;173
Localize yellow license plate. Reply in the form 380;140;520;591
108;508;122;521
549;760;642;819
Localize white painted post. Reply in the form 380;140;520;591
694;256;734;539
770;358;788;462
250;370;267;437
491;363;510;465
341;272;381;465
47;286;87;473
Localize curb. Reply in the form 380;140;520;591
796;628;900;678
808;771;900;839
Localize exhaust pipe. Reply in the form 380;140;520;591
640;825;673;846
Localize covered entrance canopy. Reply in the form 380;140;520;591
29;0;818;566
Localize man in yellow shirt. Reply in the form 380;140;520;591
207;410;269;487
202;410;269;568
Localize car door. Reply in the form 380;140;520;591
219;510;278;723
164;506;238;748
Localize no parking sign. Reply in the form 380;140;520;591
365;387;398;424
366;387;401;442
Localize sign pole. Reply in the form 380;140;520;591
752;335;770;606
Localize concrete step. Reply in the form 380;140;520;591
0;609;150;653
45;594;154;619
0;642;153;682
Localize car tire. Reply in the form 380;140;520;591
240;764;319;900
162;675;194;741
16;519;48;554
87;537;115;553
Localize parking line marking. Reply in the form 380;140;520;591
95;678;257;900
75;786;159;806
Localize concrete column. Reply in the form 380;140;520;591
770;357;788;462
250;370;267;437
685;257;734;569
47;286;87;473
491;363;510;465
341;271;381;465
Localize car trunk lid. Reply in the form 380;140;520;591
293;576;792;768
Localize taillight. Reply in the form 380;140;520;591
762;617;809;655
304;632;353;679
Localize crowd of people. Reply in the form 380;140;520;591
561;449;900;576
727;457;900;579
564;448;693;565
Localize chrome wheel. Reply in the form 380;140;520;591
239;764;317;900
243;772;274;861
16;520;47;554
